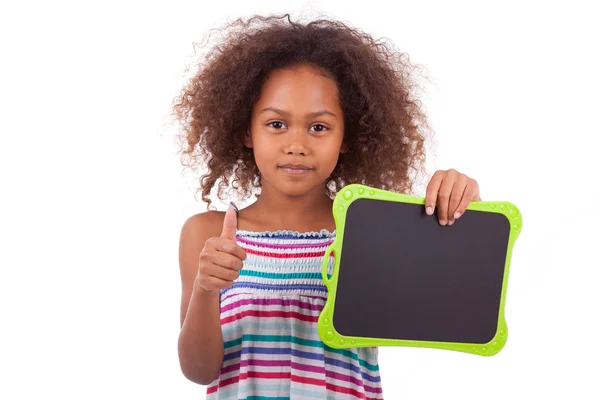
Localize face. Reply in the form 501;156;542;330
245;64;347;198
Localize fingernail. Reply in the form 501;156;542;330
454;211;461;219
230;202;238;216
439;220;447;226
448;220;454;226
426;206;433;215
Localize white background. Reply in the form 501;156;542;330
1;0;598;399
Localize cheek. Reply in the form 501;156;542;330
324;135;344;159
252;138;277;168
317;145;342;171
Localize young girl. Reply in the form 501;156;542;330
173;13;481;400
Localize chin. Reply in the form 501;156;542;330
278;185;316;197
272;179;325;198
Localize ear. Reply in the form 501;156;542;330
243;128;253;148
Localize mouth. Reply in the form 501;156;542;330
278;164;314;174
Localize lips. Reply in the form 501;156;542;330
278;163;313;170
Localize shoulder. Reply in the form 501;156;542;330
180;210;225;242
181;210;224;230
178;210;225;270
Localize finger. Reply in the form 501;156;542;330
425;171;444;215
206;235;247;262
437;174;456;226
206;250;244;271
454;182;479;220
205;262;241;281
220;203;238;241
447;175;468;225
215;238;247;261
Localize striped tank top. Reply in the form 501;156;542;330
206;229;384;400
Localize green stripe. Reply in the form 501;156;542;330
223;334;378;371
224;334;323;349
224;337;243;349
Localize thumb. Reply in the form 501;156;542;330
220;203;238;241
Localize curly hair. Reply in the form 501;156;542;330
171;13;433;210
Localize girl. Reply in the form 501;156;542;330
173;13;481;400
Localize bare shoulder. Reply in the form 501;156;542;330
179;210;225;265
180;210;225;238
178;210;225;326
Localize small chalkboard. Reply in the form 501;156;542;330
317;184;522;356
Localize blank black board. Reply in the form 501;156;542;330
332;198;511;344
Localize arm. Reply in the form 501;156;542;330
177;212;224;385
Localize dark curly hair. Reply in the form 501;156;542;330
171;13;433;210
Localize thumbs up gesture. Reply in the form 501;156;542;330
196;204;247;292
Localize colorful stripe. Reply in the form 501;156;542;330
207;230;383;399
221;296;325;313
237;235;334;249
244;247;329;259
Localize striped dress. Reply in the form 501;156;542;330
206;229;384;400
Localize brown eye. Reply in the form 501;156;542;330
310;124;328;132
267;121;286;129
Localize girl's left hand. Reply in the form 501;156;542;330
425;169;482;226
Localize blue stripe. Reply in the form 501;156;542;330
324;356;381;382
228;346;378;372
242;346;324;360
222;348;380;381
223;350;241;362
225;345;379;371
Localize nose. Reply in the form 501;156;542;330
284;129;309;156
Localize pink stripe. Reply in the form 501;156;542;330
244;247;330;258
326;370;383;394
221;309;318;325
237;236;333;249
219;360;381;394
220;362;242;374
296;362;381;394
221;296;324;313
291;361;324;374
324;381;366;399
223;359;292;374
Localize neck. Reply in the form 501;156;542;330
247;182;334;232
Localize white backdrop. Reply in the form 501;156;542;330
1;0;598;399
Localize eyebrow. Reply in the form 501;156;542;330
258;107;337;119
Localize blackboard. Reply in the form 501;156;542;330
317;184;522;357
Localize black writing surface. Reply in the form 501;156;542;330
332;198;510;344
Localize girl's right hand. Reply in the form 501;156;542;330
196;206;247;292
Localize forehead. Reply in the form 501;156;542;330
255;65;341;112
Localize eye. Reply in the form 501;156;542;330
310;124;328;132
267;121;286;129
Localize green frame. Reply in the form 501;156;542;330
317;183;523;357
